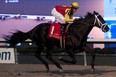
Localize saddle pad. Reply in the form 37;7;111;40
48;23;61;40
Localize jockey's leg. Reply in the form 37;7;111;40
51;8;65;23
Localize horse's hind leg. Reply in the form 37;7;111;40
46;46;63;72
35;46;49;72
82;45;95;71
59;48;77;64
58;44;77;64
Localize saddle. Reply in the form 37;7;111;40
48;22;70;48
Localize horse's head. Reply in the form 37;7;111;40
93;11;109;32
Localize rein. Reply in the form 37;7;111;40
75;21;93;26
74;14;107;32
73;17;95;27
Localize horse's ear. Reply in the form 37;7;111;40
94;11;98;15
94;11;96;14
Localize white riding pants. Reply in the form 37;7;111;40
51;8;65;23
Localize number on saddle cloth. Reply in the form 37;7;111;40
48;23;61;40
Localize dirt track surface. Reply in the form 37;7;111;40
0;64;116;77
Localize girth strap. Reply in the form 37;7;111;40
60;23;71;49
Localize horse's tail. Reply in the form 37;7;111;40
4;31;29;47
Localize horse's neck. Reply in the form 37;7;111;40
71;23;94;38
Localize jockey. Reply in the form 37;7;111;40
51;2;79;23
51;2;79;48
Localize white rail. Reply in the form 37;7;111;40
87;38;116;43
1;38;116;43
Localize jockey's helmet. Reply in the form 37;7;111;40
71;2;79;9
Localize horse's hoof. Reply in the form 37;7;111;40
45;66;49;72
91;68;95;73
46;69;49;72
59;69;63;72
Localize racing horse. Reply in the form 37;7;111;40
4;11;109;72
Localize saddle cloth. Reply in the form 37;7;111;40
48;23;61;40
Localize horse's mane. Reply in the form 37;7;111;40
85;12;93;18
73;12;94;25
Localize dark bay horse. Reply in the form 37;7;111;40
4;11;109;72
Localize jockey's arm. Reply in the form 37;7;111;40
64;13;73;23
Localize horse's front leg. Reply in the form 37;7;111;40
82;45;96;71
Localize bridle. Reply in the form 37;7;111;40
94;14;107;32
72;13;108;32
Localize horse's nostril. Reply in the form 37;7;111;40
106;27;109;32
107;28;109;31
